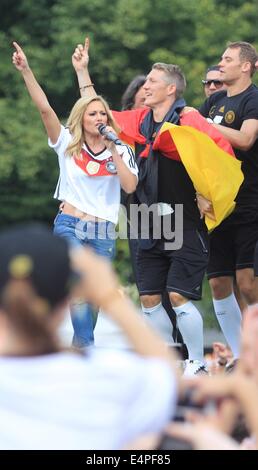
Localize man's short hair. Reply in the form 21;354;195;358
152;62;186;98
206;65;220;74
227;41;258;76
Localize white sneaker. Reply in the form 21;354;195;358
183;359;208;377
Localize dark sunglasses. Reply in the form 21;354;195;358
202;79;223;87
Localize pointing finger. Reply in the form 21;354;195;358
13;41;22;53
84;36;90;50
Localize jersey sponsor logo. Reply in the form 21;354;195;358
225;110;235;124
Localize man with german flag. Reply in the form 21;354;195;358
72;38;243;376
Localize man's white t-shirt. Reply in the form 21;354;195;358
49;126;138;224
0;350;177;450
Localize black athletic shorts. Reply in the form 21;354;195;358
136;229;209;300
207;222;258;279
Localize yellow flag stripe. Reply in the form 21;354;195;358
160;123;244;231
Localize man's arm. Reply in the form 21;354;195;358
72;37;97;98
213;119;258;151
199;94;258;151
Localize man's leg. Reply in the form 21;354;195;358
166;229;209;371
208;226;243;358
233;280;247;313
137;242;174;345
209;276;242;358
169;292;204;362
210;223;258;357
236;268;258;305
234;224;258;305
140;294;174;345
128;227;178;343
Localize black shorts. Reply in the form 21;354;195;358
136;230;209;300
207;222;258;279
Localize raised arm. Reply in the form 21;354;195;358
72;37;97;98
12;42;61;144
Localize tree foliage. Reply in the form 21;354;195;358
1;0;258;225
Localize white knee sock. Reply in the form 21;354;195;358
212;293;242;358
141;302;174;345
173;301;204;361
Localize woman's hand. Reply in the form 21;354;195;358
72;36;90;72
12;42;29;72
100;125;118;151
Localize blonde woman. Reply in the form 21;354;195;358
12;42;138;348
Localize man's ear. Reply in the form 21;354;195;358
241;61;252;74
167;83;176;97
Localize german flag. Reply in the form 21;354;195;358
113;109;244;231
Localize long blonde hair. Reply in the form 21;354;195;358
65;95;120;158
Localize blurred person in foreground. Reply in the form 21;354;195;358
158;304;258;450
0;223;179;450
128;304;258;450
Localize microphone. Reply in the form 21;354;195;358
98;124;122;145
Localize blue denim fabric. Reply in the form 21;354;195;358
53;213;116;347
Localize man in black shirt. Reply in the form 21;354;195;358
200;41;258;359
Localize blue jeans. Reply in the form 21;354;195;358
53;213;116;347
